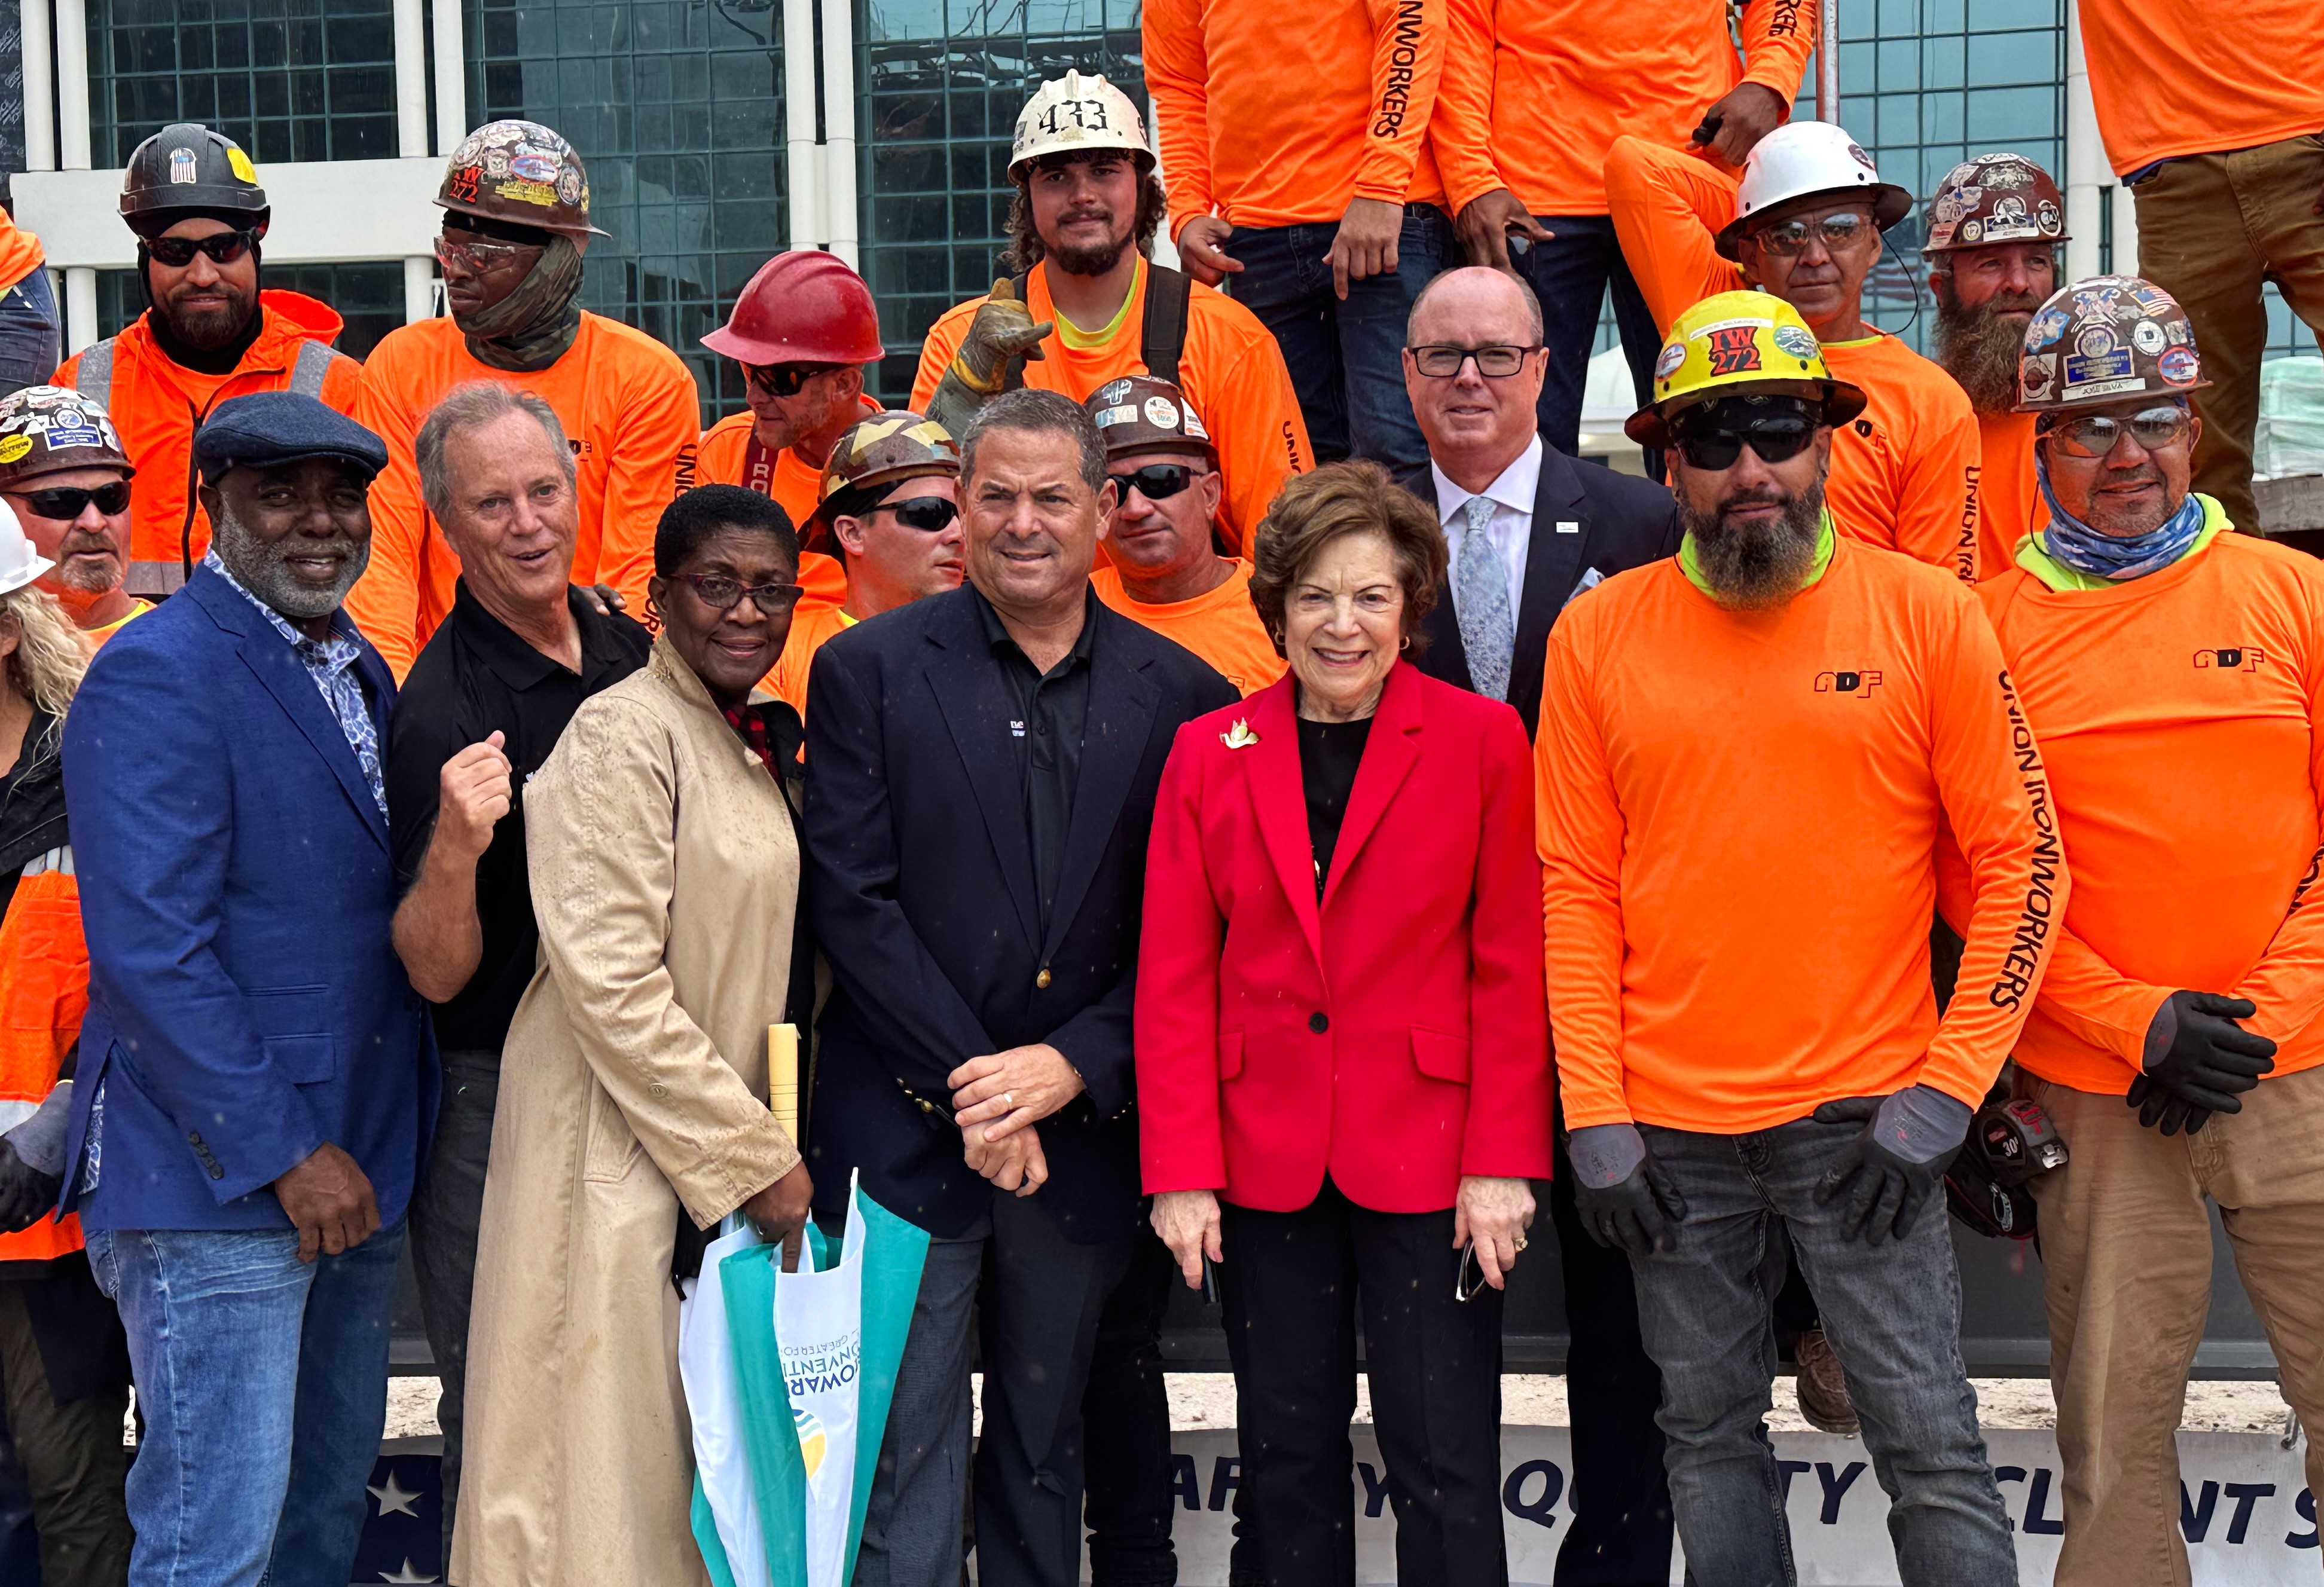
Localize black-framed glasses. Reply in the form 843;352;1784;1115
2040;405;2193;459
1671;418;1819;471
1107;463;1198;503
878;495;960;532
147;230;259;268
669;573;806;613
10;482;130;519
746;362;844;398
1750;212;1877;256
1407;344;1541;379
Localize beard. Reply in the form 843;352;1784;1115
1046;209;1132;276
53;536;123;595
1934;277;2043;415
210;500;370;621
159;282;256;351
1682;475;1828;609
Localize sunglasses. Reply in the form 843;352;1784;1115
147;231;259;268
875;494;960;531
1671;418;1819;471
433;234;539;271
1407;344;1540;379
746;363;844;398
1107;463;1199;503
669;573;806;613
10;481;131;519
2041;406;2193;459
1750;213;1877;256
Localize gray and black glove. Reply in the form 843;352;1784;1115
2129;992;2276;1136
1569;1123;1688;1256
1813;1085;1972;1246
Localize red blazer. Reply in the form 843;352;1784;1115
1136;661;1554;1213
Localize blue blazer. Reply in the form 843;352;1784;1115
59;565;437;1233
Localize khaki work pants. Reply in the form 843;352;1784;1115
2023;1063;2324;1587
2133;132;2324;531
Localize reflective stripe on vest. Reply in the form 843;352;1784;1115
289;338;336;397
0;855;88;1262
74;338;115;409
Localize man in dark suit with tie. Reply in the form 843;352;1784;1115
1398;264;1685;1587
804;387;1238;1587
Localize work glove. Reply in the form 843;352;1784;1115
1813;1085;1972;1246
924;278;1054;439
1569;1123;1688;1257
0;1139;60;1236
2128;992;2276;1136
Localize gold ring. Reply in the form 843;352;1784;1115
1513;1236;1528;1252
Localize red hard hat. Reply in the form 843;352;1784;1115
702;250;885;367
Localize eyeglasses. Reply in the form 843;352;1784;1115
1107;463;1198;503
746;363;844;398
1455;1244;1487;1303
1407;344;1541;379
2040;406;2194;458
1749;213;1877;256
668;573;806;613
877;495;960;532
147;231;259;268
1671;418;1819;471
10;482;131;519
433;234;540;271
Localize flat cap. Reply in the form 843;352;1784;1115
192;391;390;486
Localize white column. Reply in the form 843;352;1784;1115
2063;0;2105;283
1815;0;1839;124
2114;181;2139;276
392;0;429;157
821;0;857;268
63;265;94;353
21;0;55;175
404;254;437;323
783;0;824;249
431;0;466;155
52;0;87;170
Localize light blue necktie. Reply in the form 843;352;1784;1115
1455;494;1516;703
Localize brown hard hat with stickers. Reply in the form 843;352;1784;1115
437;120;609;240
1923;152;2069;253
1084;375;1218;462
0;386;135;491
2016;276;2207;414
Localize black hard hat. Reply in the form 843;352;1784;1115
120;124;270;237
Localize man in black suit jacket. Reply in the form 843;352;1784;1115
805;389;1238;1587
1400;265;1682;1587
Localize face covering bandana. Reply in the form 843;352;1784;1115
456;234;587;374
2034;447;2206;582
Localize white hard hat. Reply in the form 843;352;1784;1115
0;497;54;598
1009;71;1155;182
1716;121;1912;261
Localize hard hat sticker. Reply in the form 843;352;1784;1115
1094;405;1135;428
1183;409;1210;441
2158;347;2201;385
1143;397;1181;430
1653;343;1687;379
42;426;105;449
2131;320;2166;355
2063;348;2133;388
2020;354;2056;402
227;146;257;184
0;437;32;465
1772;325;1820;361
169;148;198;185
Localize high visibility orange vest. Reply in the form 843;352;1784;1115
0;849;88;1263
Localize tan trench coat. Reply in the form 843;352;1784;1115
451;638;803;1587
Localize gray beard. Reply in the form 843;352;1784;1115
210;502;369;621
1683;477;1827;609
54;555;118;595
1934;287;2035;416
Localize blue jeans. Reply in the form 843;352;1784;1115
0;268;61;396
85;1219;407;1587
1632;1118;2015;1587
1223;204;1455;472
1504;215;1663;463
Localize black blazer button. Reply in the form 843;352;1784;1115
1309;1012;1329;1035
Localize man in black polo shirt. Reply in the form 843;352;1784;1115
383;380;650;1553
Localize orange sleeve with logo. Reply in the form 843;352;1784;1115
1735;0;1820;110
1888;357;1985;583
349;338;435;680
1605;134;1745;335
590;345;703;618
1354;0;1449;207
1146;0;1218;240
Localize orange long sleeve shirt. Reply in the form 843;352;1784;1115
347;313;701;679
1959;524;2324;1096
1432;0;1816;218
1145;0;1449;236
1536;537;2063;1133
1975;409;2038;575
696;399;884;613
1605;134;1987;581
1092;561;1286;695
912;259;1312;555
2079;0;2324;175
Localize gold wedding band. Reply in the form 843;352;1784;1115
1513;1236;1528;1252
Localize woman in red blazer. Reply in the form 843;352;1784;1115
1137;462;1554;1587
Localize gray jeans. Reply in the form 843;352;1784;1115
1632;1115;2015;1587
407;1045;500;1558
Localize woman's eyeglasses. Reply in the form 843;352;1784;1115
876;495;960;532
1749;213;1877;256
669;573;806;613
1407;344;1540;379
147;231;259;268
2040;406;2194;459
1107;464;1198;503
10;482;131;519
1670;418;1818;471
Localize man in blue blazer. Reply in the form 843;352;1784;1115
59;392;435;1587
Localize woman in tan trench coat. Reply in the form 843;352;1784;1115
452;486;817;1586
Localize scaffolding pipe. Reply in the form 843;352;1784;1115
1816;0;1839;124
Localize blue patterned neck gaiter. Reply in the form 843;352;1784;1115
2035;448;2207;582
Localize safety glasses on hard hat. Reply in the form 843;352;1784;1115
668;573;807;613
9;482;132;519
2038;405;2193;459
1107;463;1198;503
876;495;960;532
1670;417;1819;471
746;362;845;398
147;230;259;268
1407;344;1541;379
1749;212;1877;256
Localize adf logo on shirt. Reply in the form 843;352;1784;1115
2194;647;2266;672
1815;669;1884;698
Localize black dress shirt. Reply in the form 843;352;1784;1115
974;582;1097;934
1297;712;1373;895
385;580;651;1052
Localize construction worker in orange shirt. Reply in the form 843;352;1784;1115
1964;277;2324;1586
914;72;1311;558
771;409;962;714
1607;121;1986;581
55;123;361;600
698;250;887;615
1922;154;2066;571
0;204;59;395
1085;376;1281;696
2079;0;2324;530
349;120;701;678
0;386;150;641
1144;0;1452;470
1537;293;2058;1583
1433;0;1816;456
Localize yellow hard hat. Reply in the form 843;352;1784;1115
1626;291;1867;447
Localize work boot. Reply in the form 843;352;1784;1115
1792;1327;1860;1436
